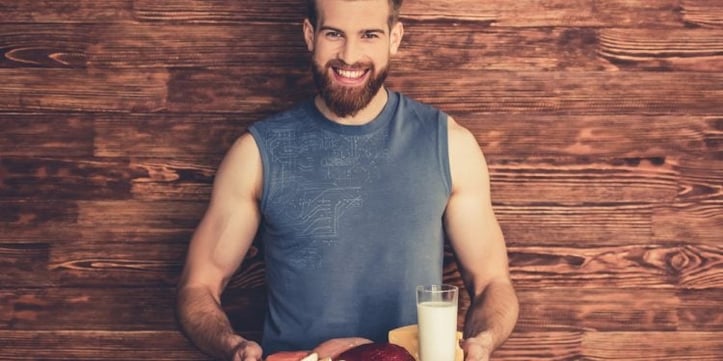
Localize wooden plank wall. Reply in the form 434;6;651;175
0;0;721;359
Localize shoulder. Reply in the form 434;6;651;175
446;115;490;191
249;101;311;136
215;131;263;201
396;92;445;120
447;115;481;154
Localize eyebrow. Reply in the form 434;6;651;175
318;25;387;35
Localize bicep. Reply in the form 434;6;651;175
444;117;510;296
179;133;263;297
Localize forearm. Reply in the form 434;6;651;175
176;285;245;360
463;279;519;351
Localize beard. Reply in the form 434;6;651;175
311;58;389;118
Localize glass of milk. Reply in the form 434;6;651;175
416;284;458;361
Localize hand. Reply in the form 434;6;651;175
460;332;493;361
227;339;263;361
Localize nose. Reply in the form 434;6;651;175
339;38;362;65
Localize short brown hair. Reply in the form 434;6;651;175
306;0;403;29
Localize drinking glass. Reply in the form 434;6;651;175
416;284;458;361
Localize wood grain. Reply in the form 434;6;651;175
1;0;721;359
0;156;137;200
0;1;133;23
129;0;684;27
0;287;265;332
164;68;723;115
0;330;212;360
0;24;90;68
682;0;723;27
3;286;718;334
0;113;94;156
580;331;723;360
93;113;254;158
0;69;168;112
508;244;722;288
0;330;720;361
598;28;723;72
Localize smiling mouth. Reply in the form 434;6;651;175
333;66;369;82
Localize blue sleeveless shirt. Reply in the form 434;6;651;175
248;91;451;355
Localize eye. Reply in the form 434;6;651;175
362;32;380;39
324;31;343;39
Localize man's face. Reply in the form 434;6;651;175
304;0;403;118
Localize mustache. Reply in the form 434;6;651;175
325;59;373;71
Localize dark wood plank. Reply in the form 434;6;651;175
86;22;596;71
0;1;133;23
682;0;723;27
678;288;723;331
513;288;681;332
6;237;719;290
126;158;681;204
0;113;94;156
93;113;253;158
132;0;305;23
391;71;723;115
654;202;723;245
82;21;720;72
48;241;186;287
464;114;718;159
509;288;720;332
47;237;261;288
131;0;683;27
2;69;718;115
489;158;679;204
0;330;719;361
0;24;90;68
77;200;206;229
598;28;723;72
0;330;212;361
0;287;265;332
580;331;723;360
167;68;314;114
670;157;723;201
492;332;583;361
497;204;652;245
517;288;679;331
399;25;607;72
87;22;307;69
166;69;723;115
0;243;51;287
129;159;217;201
705;116;723;160
0;69;168;112
0;157;138;200
507;244;721;289
405;0;683;27
3;286;718;334
0;200;78;225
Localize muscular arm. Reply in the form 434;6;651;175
176;133;264;361
444;117;519;360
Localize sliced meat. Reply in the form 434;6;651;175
312;337;373;359
266;350;311;361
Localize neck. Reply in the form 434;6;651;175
315;87;389;125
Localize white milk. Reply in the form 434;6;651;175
417;300;457;361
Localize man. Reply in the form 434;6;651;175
176;0;518;360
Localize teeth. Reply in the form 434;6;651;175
335;68;365;79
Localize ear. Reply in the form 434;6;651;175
389;21;404;55
303;18;315;52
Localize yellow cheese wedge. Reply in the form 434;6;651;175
388;324;463;361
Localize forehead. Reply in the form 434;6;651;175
316;0;391;29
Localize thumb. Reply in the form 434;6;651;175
460;338;491;361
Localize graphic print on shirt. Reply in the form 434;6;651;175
263;125;391;269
